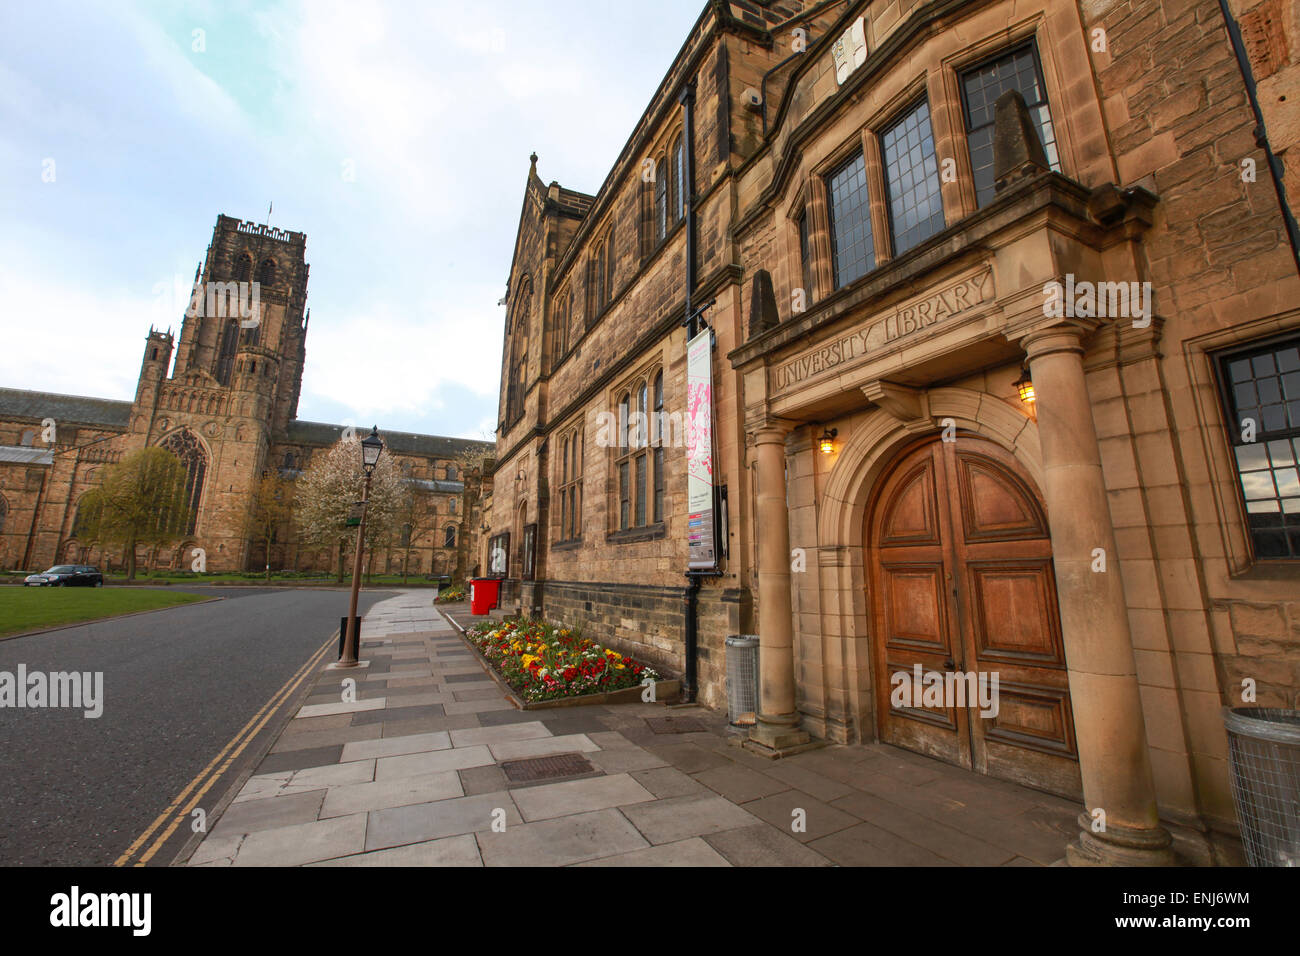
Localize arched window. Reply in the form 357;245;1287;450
255;258;276;286
0;495;7;535
160;428;207;535
283;451;296;470
20;430;35;446
654;154;668;242
445;464;457;480
449;498;457;514
614;371;659;531
444;525;457;548
605;224;616;299
400;523;412;548
235;254;253;282
215;320;239;385
671;134;686;224
653;370;665;522
557;425;583;542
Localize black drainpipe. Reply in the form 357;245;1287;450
678;79;714;705
1217;0;1300;275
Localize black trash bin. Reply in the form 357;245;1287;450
339;616;361;658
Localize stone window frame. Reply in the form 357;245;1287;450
1185;313;1300;577
956;38;1061;209
640;121;687;262
551;282;573;367
793;21;1074;300
505;275;533;428
935;16;1071;220
587;222;617;322
1211;330;1300;561
556;419;584;544
609;361;665;538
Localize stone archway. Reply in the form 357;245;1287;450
811;387;1041;745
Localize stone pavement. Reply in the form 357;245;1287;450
183;590;1080;867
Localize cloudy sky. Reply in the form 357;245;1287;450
1;0;705;441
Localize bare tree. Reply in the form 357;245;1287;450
245;472;296;580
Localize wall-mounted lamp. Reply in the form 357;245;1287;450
819;427;838;455
1014;366;1036;404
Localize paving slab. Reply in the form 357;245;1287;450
740;790;861;843
320;770;464;818
449;722;552;747
477;808;650;867
488;734;600;762
339;731;452;763
692;763;791;804
296;698;386;719
575;836;732;867
510;773;656;822
310;834;483;867
233;813;369;867
270;725;384;754
620;792;758;845
210;790;327;839
366;791;522;850
703;823;835;867
375;744;496;780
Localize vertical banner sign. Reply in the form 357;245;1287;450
687;328;716;569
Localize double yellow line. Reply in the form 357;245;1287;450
114;635;334;867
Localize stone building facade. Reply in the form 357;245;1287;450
487;0;1300;864
0;215;492;577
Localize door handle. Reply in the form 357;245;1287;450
944;658;956;671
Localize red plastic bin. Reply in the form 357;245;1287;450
470;578;501;615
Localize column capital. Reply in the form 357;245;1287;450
748;415;800;445
1014;320;1094;362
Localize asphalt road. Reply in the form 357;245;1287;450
0;586;396;866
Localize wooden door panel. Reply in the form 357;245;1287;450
879;462;941;546
869;434;1081;800
881;563;952;654
965;561;1067;666
983;681;1078;756
955;454;1048;542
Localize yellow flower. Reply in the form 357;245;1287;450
614;663;626;670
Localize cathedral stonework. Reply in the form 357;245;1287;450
0;215;491;577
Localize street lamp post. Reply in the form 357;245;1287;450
339;426;384;667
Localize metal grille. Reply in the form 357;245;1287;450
501;752;595;782
646;716;706;735
1223;707;1300;866
726;635;760;727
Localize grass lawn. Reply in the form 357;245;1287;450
0;587;209;637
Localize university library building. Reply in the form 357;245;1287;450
482;0;1300;865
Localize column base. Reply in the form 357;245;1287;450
1066;813;1178;867
744;713;820;758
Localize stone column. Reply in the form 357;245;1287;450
1023;325;1174;866
747;420;812;755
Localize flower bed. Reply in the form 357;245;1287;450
435;583;467;603
469;618;661;703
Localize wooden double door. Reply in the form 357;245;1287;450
868;435;1082;798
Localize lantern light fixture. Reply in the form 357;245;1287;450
1014;366;1036;404
360;425;384;474
819;427;838;455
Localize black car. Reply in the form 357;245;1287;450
24;565;104;587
